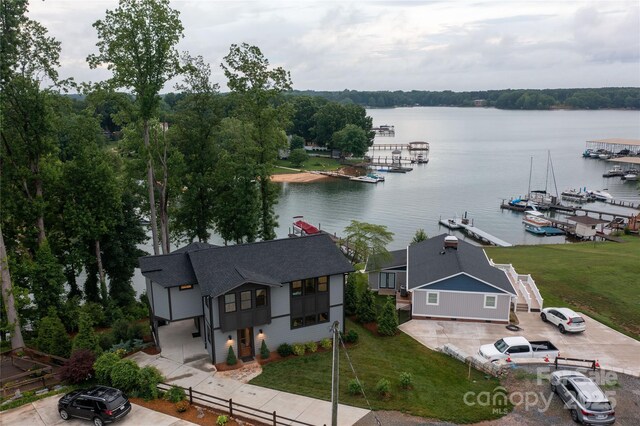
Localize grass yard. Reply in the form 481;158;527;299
274;155;342;173
486;236;640;340
250;319;508;423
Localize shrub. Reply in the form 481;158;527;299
375;378;391;397
111;318;131;344
226;346;237;366
320;338;332;350
305;341;318;353
73;312;101;354
175;400;190;413
217;415;229;425
94;352;120;385
289;148;309;167
59;349;96;384
292;343;306;356
343;329;359;344
35;309;71;358
80;302;107;328
138;366;163;400
344;273;359;316
356;288;376;323
164;385;186;403
277;343;292;357
129;322;147;340
290;134;305;150
260;340;270;359
377;297;399;336
98;332;115;352
348;379;363;396
110;359;140;393
399;372;413;389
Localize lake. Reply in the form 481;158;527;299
132;107;640;296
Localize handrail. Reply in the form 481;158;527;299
157;382;319;426
517;280;532;312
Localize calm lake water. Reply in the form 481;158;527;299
132;107;640;296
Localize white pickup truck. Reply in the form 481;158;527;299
478;336;560;362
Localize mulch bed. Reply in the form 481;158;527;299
131;397;252;426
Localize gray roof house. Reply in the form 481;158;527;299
367;234;516;323
364;249;407;296
139;234;353;364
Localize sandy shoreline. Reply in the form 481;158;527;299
270;172;331;183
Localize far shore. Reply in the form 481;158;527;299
270;172;331;183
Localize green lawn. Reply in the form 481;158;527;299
273;155;361;174
486;236;640;340
250;320;508;423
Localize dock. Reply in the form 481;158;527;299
439;216;512;247
369;141;430;151
373;125;395;136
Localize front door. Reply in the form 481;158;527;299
237;327;253;359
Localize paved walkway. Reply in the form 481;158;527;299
400;312;640;376
0;394;197;426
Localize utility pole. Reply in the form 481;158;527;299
330;321;340;426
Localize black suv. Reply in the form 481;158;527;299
58;386;131;426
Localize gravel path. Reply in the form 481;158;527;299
354;365;640;426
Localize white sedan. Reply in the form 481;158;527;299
540;307;586;334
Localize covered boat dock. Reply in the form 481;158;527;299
585;138;640;155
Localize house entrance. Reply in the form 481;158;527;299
237;327;253;360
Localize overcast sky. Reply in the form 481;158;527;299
28;0;640;92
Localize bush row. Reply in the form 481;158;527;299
348;372;413;399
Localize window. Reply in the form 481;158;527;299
426;292;439;305
256;289;267;307
304;278;316;294
317;276;328;292
291;317;304;328
224;294;236;313
484;295;497;309
240;291;252;310
292;281;302;297
318;312;329;323
179;284;193;291
508;345;529;354
305;314;317;326
379;272;396;289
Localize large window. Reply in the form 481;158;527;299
240;291;252;310
291;276;329;296
256;289;267;307
292;281;303;296
318;276;328;292
289;276;330;330
379;272;396;289
224;294;236;313
291;312;329;329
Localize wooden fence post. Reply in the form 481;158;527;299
189;387;193;404
273;411;277;425
229;398;233;416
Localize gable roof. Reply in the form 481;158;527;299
139;234;353;297
407;233;515;294
173;241;217;253
364;248;406;272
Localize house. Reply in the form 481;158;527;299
139;234;353;364
567;216;608;239
364;249;407;295
367;234;517;323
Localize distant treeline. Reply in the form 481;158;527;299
288;87;640;110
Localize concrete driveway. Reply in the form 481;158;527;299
400;312;640;376
0;393;197;426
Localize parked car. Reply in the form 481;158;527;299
541;307;586;333
58;386;131;426
550;370;615;425
478;336;559;362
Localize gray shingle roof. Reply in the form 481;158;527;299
173;241;217;253
139;234;354;297
189;234;354;297
407;233;515;294
364;249;406;272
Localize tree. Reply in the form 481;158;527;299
332;124;370;157
288;148;309;167
289;134;305;150
344;273;359;316
73;312;100;354
88;0;184;255
0;226;23;348
35;309;70;358
356;288;376;324
377;297;399;336
222;43;292;240
411;229;428;245
343;220;394;265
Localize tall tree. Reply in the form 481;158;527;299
343;220;394;266
222;43;292;240
88;0;184;255
0;226;24;348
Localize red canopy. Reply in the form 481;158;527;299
294;220;320;235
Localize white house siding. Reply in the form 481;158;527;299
412;290;510;322
270;285;290;317
169;285;203;320
330;274;343;306
150;281;170;320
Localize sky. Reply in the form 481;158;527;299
27;0;640;92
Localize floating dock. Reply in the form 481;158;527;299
369;141;430;151
439;216;512;247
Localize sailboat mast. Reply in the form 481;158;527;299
545;151;550;193
527;156;533;198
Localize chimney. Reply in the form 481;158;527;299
444;235;459;250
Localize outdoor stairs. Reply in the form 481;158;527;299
521;280;541;312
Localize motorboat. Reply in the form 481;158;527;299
603;165;624;177
522;210;552;227
582;149;593;158
524;224;565;236
586;189;613;202
622;172;638;181
366;173;385;182
561;189;591;203
349;175;379;183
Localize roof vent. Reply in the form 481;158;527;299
444;235;458;250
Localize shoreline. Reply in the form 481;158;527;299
270;172;331;183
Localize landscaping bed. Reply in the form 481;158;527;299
131;397;250;426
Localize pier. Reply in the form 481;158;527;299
369;141;430;151
439;216;512;247
585;138;640;154
373;125;395;136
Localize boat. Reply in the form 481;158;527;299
586;189;613;201
366;173;385;182
349;175;379;183
522;210;552;227
622;172;638;181
410;153;429;164
292;216;321;236
582;149;593;158
603;165;624;177
598;151;611;160
439;217;462;229
524;224;565;236
561;189;591;203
